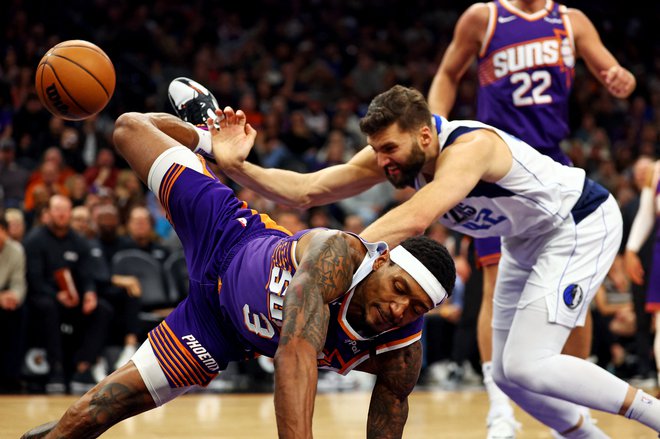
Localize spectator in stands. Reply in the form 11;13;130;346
0;138;29;209
26;147;76;188
70;205;95;240
23;160;68;212
0;216;27;392
4;208;26;242
123;205;169;264
83;148;119;192
90;204;142;372
23;195;113;394
115;170;145;224
65;174;89;208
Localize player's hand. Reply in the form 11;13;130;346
623;250;644;285
601;65;636;99
207;106;257;170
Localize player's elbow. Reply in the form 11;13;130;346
402;216;431;237
274;340;317;371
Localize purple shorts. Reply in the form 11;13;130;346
149;161;290;388
646;238;660;312
474;236;501;267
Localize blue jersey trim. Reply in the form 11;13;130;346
444;126;481;148
443;125;515;200
467;181;516;199
571;179;609;225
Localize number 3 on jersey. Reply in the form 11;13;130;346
511;70;552;106
242;266;292;338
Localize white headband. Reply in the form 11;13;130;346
389;245;448;307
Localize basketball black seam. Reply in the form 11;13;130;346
44;62;92;116
47;53;112;97
39;61;50;113
53;44;112;62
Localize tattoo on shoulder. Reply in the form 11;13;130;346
280;233;354;350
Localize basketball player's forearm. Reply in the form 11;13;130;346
274;346;317;438
367;383;409;439
224;161;316;207
366;343;420;438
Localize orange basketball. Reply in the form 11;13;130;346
35;40;115;121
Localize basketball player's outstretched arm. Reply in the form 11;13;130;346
207;107;385;208
274;230;361;439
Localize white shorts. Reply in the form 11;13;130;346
147;145;204;198
492;195;622;330
131;340;195;406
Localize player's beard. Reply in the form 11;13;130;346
384;140;425;189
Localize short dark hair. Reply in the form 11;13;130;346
398;235;456;298
359;85;433;136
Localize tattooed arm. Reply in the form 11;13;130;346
362;341;423;439
274;230;362;439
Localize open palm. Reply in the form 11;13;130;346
208;107;257;168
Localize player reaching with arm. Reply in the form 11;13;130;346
427;1;635;435
21;105;456;439
197;83;659;437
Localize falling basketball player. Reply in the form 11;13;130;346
20;108;456;438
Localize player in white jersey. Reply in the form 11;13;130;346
201;84;660;437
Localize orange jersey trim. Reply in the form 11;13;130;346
376;331;422;354
477;253;502;268
499;0;553;21
479;2;498;58
148;322;217;387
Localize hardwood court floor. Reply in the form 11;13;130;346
2;390;656;438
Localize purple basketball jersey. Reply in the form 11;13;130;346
149;163;423;388
646;180;660;311
477;0;575;164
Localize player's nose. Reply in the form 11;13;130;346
389;299;407;325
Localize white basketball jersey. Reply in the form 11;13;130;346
418;117;586;238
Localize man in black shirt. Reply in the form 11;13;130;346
23;194;112;394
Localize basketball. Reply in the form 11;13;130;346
35;40;115;121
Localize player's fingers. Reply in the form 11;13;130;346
245;123;257;142
235;110;247;125
206;117;218;132
223;106;235;124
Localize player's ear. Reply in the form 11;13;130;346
371;250;390;271
419;125;433;148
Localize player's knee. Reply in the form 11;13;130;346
491;358;514;393
113;112;147;153
501;353;541;391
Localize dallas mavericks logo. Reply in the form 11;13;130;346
563;284;583;309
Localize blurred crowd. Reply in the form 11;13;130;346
0;0;659;394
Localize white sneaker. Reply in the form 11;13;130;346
487;416;520;439
114;344;138;370
167;77;221;127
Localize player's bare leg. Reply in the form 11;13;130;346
21;362;156;439
112;112;200;184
